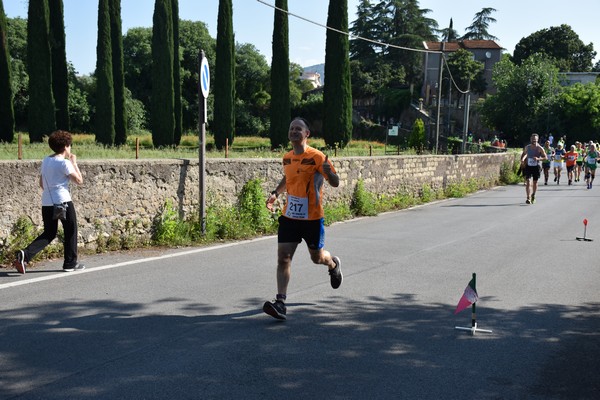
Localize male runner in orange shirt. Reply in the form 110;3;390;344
263;117;342;320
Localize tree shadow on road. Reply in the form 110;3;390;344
0;294;598;399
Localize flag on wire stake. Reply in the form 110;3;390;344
576;218;593;241
454;275;478;314
454;273;492;335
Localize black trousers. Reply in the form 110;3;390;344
24;201;78;268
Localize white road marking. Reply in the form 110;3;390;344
1;236;274;290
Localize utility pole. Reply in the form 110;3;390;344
435;43;444;154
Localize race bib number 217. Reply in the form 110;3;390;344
285;195;309;219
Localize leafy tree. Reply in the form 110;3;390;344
27;0;55;142
151;0;175;146
236;43;269;136
109;0;127;145
439;18;458;42
380;0;438;84
95;0;115;145
323;0;352;148
269;0;290;149
123;27;152;112
289;62;313;105
122;21;215;134
213;0;235;149
7;17;30;129
512;24;596;72
349;0;378;68
48;0;69;131
178;20;215;132
446;48;484;103
593;60;600;73
408;118;425;152
0;0;14;142
480;54;559;144
557;83;600;140
461;7;498;40
67;63;91;133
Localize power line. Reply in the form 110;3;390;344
256;0;471;93
256;0;441;55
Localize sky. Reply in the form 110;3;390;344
4;0;599;76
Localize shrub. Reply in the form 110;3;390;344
350;179;377;216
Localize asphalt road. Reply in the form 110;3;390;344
1;182;599;399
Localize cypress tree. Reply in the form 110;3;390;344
27;0;55;142
96;0;115;145
109;0;127;145
213;0;235;149
172;0;182;145
323;0;352;148
269;0;290;149
151;0;174;146
0;0;14;142
48;0;69;131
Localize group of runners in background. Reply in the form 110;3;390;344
521;134;599;205
541;137;599;188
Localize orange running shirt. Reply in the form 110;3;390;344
282;146;336;220
565;151;578;167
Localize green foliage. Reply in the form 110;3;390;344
557;83;600;140
213;0;235;150
499;158;523;185
109;0;127;145
352;117;386;141
291;93;324;137
350;179;377;216
171;0;181;146
6;17;27;130
0;216;62;265
151;0;175;147
420;184;435;203
67;71;91;133
446;48;484;98
151;199;189;245
323;0;352;149
349;0;437;85
27;0;56;142
238;178;274;234
323;202;352;226
461;7;498;41
49;0;69;131
408;118;426;152
480;54;560;144
95;0;115;145
0;0;15;142
512;24;596;72
269;0;290;149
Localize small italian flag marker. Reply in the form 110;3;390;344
455;273;492;335
454;275;478;314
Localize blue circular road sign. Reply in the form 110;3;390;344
200;57;210;98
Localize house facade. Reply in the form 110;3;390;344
421;40;503;104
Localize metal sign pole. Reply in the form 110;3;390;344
198;50;210;234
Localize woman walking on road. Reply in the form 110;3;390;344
13;130;85;274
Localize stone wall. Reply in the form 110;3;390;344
0;153;516;247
